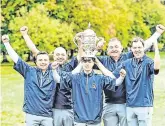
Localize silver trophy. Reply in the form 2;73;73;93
73;23;104;57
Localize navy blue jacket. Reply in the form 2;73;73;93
113;55;158;107
69;52;133;104
53;63;73;109
14;58;56;117
60;71;116;124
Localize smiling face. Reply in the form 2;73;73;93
36;52;50;72
131;37;145;59
107;38;123;58
53;47;67;65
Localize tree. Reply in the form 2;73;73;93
1;0;165;61
8;4;75;56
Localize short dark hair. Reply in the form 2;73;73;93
108;37;121;43
108;37;121;47
81;57;95;62
131;37;145;47
34;51;49;63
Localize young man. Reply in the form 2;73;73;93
20;26;74;126
53;55;126;126
69;24;165;126
1;35;56;126
113;37;160;126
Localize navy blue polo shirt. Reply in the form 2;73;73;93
113;55;158;107
14;58;56;117
53;63;73;109
60;71;116;124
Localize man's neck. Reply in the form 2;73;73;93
135;54;145;62
42;69;46;74
84;69;92;75
111;56;120;62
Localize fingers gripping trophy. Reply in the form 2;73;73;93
73;23;105;57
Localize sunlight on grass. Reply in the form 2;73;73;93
1;53;165;126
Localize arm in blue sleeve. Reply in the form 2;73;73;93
67;56;79;70
112;64;124;78
102;76;116;92
60;71;72;89
13;58;30;78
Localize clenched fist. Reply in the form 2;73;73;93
51;61;59;70
20;26;28;35
1;35;9;43
156;24;165;34
96;37;105;50
119;69;126;78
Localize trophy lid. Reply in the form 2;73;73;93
83;22;96;36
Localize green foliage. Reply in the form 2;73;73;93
1;0;165;55
8;4;75;55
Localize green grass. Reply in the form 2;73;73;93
1;52;165;126
1;66;25;126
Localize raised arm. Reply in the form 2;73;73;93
95;56;126;86
52;69;60;83
96;37;106;51
115;69;126;86
20;26;40;57
95;57;116;78
103;68;126;92
144;24;165;50
154;40;160;70
72;62;82;74
1;35;19;63
51;62;61;83
51;61;82;83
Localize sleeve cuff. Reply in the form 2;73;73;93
152;32;161;40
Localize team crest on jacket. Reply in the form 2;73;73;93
92;83;96;89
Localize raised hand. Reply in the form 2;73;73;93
20;26;28;35
156;24;165;34
120;69;126;78
51;61;59;70
1;34;9;43
96;37;105;50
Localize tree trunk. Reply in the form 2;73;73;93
70;49;74;58
26;52;33;62
1;51;9;63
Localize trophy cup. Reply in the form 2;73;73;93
73;23;104;57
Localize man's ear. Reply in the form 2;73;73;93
66;54;68;61
121;46;123;51
53;55;56;61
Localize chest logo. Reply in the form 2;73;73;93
92;83;96;89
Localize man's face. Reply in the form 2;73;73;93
81;57;94;72
53;48;67;65
131;41;145;59
36;54;50;71
107;40;123;57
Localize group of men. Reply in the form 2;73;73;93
1;24;165;126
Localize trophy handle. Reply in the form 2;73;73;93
73;32;83;47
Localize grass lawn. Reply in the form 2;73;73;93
0;52;165;126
